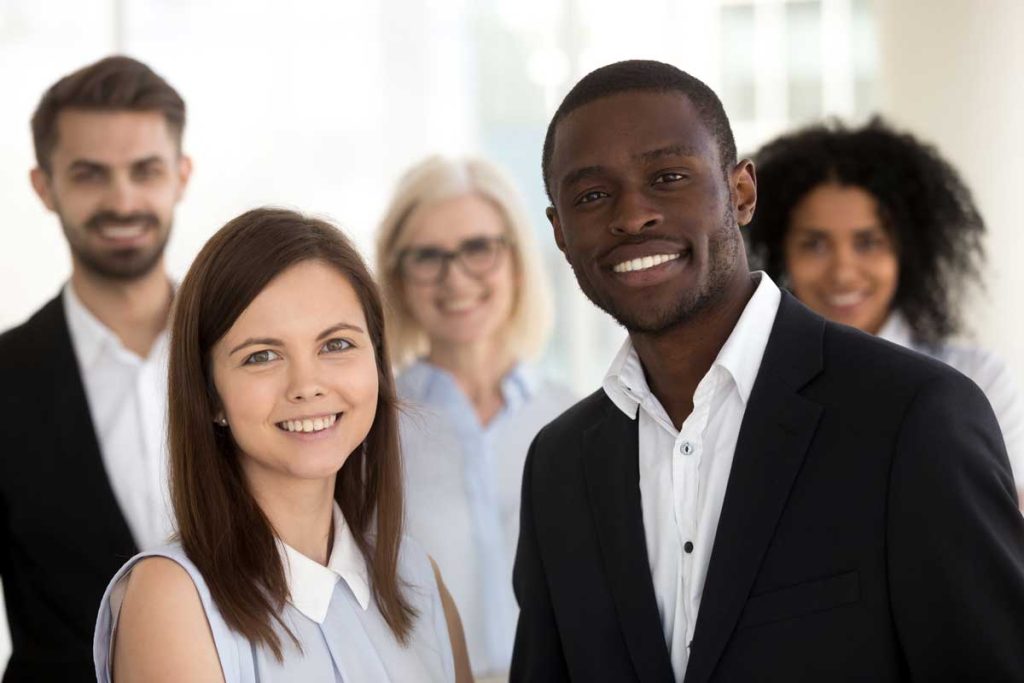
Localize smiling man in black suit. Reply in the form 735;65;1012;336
0;56;190;681
510;60;1024;682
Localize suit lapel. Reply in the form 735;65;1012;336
44;294;139;563
684;294;825;683
583;401;675;683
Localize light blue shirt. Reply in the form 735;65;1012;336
398;361;574;676
94;504;455;682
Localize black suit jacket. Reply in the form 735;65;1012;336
0;293;138;682
511;293;1024;682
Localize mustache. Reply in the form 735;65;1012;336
85;211;160;231
598;234;689;258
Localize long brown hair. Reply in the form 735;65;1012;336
169;208;415;658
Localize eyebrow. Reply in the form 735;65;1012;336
67;155;165;172
228;322;366;356
559;144;701;191
637;144;699;163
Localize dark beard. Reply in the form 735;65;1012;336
571;206;742;335
62;210;169;281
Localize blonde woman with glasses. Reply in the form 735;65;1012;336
376;156;574;679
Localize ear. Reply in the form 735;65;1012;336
174;154;194;201
546;206;568;257
731;159;757;227
29;167;57;212
212;410;227;427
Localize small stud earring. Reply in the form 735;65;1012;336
214;415;228;427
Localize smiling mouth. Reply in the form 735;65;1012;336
438;298;480;313
825;292;868;307
276;413;340;433
612;253;680;273
97;224;149;240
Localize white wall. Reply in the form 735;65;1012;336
875;0;1024;385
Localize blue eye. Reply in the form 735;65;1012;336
321;338;353;353
243;349;281;365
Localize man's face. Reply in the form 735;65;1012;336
31;109;192;281
546;91;755;334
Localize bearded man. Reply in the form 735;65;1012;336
0;55;191;682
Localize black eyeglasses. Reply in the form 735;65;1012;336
399;235;509;284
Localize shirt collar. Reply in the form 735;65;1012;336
876;312;914;348
279;503;371;622
63;281;119;369
602;272;782;416
399;358;537;410
62;280;172;367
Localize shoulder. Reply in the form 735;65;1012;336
0;295;63;366
102;547;225;683
531;388;610;448
819;320;964;392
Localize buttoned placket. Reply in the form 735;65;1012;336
671;366;724;656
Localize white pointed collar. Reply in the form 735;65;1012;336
278;503;371;622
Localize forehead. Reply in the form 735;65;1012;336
550;91;718;188
403;193;506;247
790;184;883;232
50;109;178;166
227;260;368;338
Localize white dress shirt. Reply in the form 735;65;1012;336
63;282;173;550
602;273;781;682
878;313;1024;487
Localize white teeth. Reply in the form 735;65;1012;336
440;299;476;312
613;253;680;273
100;225;146;239
279;414;337;433
827;292;866;307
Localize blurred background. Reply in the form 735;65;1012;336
1;0;1022;667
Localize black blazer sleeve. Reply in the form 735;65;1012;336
510;435;571;683
887;370;1024;678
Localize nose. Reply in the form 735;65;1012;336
610;188;663;236
104;173;142;215
829;243;860;286
286;357;326;403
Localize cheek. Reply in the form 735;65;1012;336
402;282;436;323
783;250;824;296
874;254;900;295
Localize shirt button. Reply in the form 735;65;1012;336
679;441;695;456
684;541;694;553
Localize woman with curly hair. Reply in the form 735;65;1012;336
747;117;1023;502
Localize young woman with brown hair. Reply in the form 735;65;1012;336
93;208;472;682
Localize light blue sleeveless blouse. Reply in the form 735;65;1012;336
94;527;455;682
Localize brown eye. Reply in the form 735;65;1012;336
320;338;353;353
243;349;281;365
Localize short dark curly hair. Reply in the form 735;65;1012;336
542;59;737;203
747;117;985;346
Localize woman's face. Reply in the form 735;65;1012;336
211;260;379;486
783;183;899;335
399;193;516;352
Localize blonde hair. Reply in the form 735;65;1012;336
375;155;553;369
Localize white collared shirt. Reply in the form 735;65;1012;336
602;272;781;681
63;282;173;550
278;502;371;621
